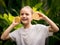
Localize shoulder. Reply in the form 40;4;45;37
34;24;49;31
9;27;23;36
34;24;53;37
12;27;23;33
35;24;48;28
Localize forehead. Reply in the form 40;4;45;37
20;8;31;13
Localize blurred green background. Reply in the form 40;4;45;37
0;0;60;45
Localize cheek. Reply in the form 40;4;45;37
28;16;32;21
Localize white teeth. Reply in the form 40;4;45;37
22;18;28;21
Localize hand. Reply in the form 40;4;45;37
12;17;20;26
34;12;47;20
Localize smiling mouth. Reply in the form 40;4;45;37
22;18;28;21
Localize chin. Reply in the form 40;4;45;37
22;21;28;24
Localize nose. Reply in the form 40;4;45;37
23;14;26;17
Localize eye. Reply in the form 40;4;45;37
26;13;29;16
21;13;24;16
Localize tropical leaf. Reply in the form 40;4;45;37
8;12;14;22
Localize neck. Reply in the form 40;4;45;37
24;23;32;29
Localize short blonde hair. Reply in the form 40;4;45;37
20;6;33;14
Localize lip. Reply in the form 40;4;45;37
21;18;28;21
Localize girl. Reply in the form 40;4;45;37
1;6;59;45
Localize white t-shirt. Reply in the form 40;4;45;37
9;24;53;45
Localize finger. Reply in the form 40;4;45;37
36;12;43;17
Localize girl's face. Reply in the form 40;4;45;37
20;8;32;25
